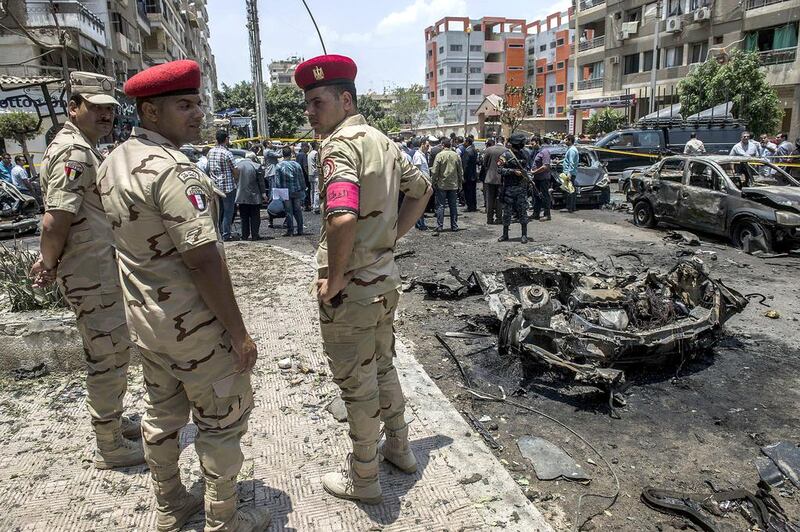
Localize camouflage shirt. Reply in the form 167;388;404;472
317;114;431;303
97;127;224;353
39;121;126;332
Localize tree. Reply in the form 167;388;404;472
264;85;306;138
391;84;426;130
213;81;256;115
359;95;386;127
499;85;537;137
374;116;401;135
585;108;627;136
0;112;40;177
678;50;782;136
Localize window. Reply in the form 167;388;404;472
557;84;565;91
569;82;574;91
557;106;565;114
549;41;557;49
625;7;641;21
688;161;720;190
450;66;463;73
540;44;547;51
547;64;554;71
586;61;604;79
470;44;482;52
451;88;463;95
667;0;683;16
428;50;433;57
439;89;444;96
469;66;481;73
659;159;685;183
714;35;724;44
548;106;555;115
450;44;463;51
623;53;640;74
557;38;565;46
664;46;683;67
636;131;661;148
536;66;544;73
557;61;565;69
642;50;654;72
509;43;524;48
469;88;481;95
690;41;708;64
439;68;444;75
430;92;435;99
549;86;556;93
609;133;634;147
439;46;444;53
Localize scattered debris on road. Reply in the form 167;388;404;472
517;435;591;482
664;230;701;246
760;441;800;488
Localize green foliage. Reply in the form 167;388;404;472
678;51;782;136
374;116;401;134
213;81;256;115
265;85;306;137
500;85;536;135
0;243;65;312
359;95;386;127
0;112;39;143
391;84;426;129
585;108;627;136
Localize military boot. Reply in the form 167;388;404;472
94;427;146;469
151;467;202;532
205;478;271;532
498;225;510;242
323;448;382;505
121;414;142;440
378;420;417;474
520;224;529;244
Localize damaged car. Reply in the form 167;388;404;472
630;155;800;252
473;251;747;390
546;145;612;208
0;180;38;238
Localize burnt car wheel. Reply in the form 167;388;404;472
731;218;773;252
633;201;656;228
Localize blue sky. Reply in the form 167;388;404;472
207;0;571;93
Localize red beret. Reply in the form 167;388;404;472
124;60;201;98
295;54;357;91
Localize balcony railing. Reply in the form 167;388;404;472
758;47;797;65
578;78;603;90
746;0;791;9
26;1;106;44
579;35;605;52
579;0;606;10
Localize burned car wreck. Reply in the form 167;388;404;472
0;181;38;238
473;252;747;389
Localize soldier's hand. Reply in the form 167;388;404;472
231;333;258;373
29;258;56;288
316;272;353;305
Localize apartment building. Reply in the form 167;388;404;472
572;0;800;136
269;56;304;87
526;10;576;120
424;17;527;122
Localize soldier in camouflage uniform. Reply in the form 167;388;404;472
97;61;270;532
497;133;530;244
30;72;144;470
295;55;433;505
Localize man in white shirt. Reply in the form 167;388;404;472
729;131;761;157
759;134;777;159
307;141;319;213
683;133;706;155
412;137;430;230
11;156;32;194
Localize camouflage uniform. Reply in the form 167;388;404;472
97;127;253;511
317;114;431;498
497;147;529;241
39;120;135;442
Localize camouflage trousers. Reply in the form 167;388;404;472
76;314;131;435
502;184;529;226
319;289;406;454
138;337;254;483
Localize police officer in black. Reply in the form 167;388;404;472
497;133;530;244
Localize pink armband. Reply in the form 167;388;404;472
326;180;359;215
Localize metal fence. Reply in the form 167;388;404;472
579;35;606;52
758;47;797;65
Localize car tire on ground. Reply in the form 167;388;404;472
622;181;630;195
632;201;656;228
731;217;773;252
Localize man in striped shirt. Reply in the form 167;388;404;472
207;130;239;240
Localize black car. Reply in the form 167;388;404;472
630;155;800;251
544;145;611;207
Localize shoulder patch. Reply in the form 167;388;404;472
322;158;336;180
65;161;85;181
178;169;201;183
185;184;209;212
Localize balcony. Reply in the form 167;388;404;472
484;61;505;74
758;47;797;65
579;35;605;52
746;0;792;9
484;40;505;53
26;0;106;45
578;78;603;90
579;0;606;11
135;0;151;34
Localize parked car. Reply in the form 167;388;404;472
619;163;657;194
545;145;611;208
595;125;745;174
630;155;800;251
0;180;39;238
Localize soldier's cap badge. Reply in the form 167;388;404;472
313;66;325;81
64;161;85;181
185;185;208;212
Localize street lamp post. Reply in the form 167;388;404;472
649;0;662;114
464;24;472;137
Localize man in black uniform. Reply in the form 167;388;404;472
497;133;530;244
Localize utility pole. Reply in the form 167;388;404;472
649;0;662;113
571;2;580;135
245;0;269;138
463;23;471;136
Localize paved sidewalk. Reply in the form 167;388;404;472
0;244;551;531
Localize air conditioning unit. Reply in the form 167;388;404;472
694;6;711;21
610;55;620;64
666;17;683;33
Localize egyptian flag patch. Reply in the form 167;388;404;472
64;161;85;181
185;185;208;212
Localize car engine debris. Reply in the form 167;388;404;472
473;248;748;389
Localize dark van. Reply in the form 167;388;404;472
594;125;746;174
